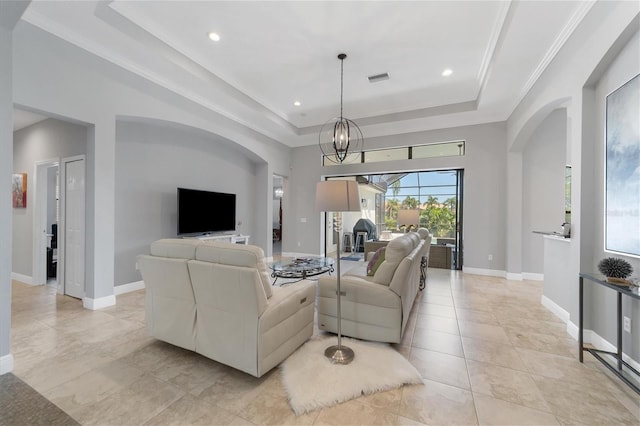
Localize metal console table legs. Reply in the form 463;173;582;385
578;273;639;395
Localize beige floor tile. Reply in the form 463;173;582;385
454;308;500;325
473;393;560;425
458;320;511;344
357;387;403;412
461;336;528;372
421;294;454;307
415;313;460;335
9;272;638;426
144;394;253;425
466;359;551;412
412;327;464;357
515;347;615;389
234;372;319;425
314;399;398;425
395;415;428;425
409;347;470;390
71;374;185;425
399;380;477;425
531;374;638;425
196;365;272;414
416;303;457;319
43;358;146;417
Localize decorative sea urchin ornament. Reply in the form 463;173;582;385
597;257;633;281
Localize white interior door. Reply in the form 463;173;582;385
32;159;58;286
62;157;85;299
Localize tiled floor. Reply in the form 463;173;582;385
8;266;640;425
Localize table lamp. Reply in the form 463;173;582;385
397;209;420;232
316;180;360;364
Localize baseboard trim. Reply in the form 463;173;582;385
540;297;640;372
523;272;544;281
0;353;14;375
462;267;506;278
83;295;116;310
571;322;640;373
114;280;145;295
506;272;523;281
10;272;33;285
540;295;570;323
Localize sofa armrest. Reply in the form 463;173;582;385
318;275;400;308
259;280;315;333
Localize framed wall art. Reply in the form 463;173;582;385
12;173;27;208
605;73;639;257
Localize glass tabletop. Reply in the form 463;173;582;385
270;257;334;273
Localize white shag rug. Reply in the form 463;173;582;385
280;335;423;415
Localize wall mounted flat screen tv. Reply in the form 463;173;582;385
177;187;236;236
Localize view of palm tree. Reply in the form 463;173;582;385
383;171;458;238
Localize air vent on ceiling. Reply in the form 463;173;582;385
368;72;390;83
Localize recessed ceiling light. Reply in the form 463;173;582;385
208;32;220;42
442;68;453;77
293;101;301;106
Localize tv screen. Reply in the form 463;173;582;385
177;187;236;236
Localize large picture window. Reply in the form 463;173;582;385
605;73;640;257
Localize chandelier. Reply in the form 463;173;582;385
319;53;364;164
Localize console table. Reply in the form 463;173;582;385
579;272;639;394
188;234;250;244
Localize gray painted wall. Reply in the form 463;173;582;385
12;118;87;276
589;31;639;361
0;23;13;372
114;120;258;286
522;109;567;274
13;22;291;300
287;122;507;272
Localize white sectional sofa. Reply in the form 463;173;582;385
137;238;315;377
317;230;431;343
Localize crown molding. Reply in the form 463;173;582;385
518;1;596;102
20;8;297;145
477;1;512;84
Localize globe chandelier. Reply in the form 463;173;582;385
319;53;364;164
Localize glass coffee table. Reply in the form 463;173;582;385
269;257;334;285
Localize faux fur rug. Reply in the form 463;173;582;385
280;335;423;415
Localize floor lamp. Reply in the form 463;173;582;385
316;180;360;364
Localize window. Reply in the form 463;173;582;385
322;140;465;166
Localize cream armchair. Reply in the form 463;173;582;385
138;239;315;377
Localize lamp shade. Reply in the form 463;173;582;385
397;209;420;227
316;180;360;212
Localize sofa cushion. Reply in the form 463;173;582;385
366;247;386;276
372;235;414;285
150;238;200;259
196;242;272;298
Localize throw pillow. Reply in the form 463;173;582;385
367;247;386;276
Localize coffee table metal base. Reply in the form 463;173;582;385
269;257;334;285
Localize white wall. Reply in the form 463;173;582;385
522;109;567;274
114;120;258;286
287;122;507;273
12;118;87;277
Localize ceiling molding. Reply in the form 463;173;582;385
20;8;297;145
477;1;512;84
518;1;596;102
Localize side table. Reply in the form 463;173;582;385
579;272;639;394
